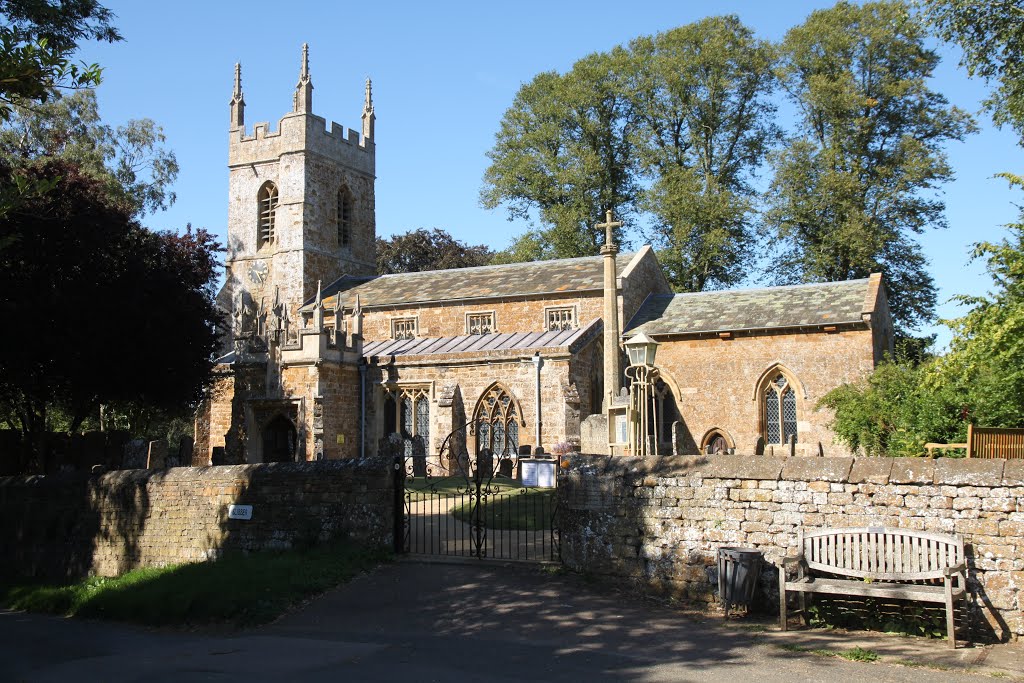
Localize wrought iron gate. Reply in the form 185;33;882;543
392;444;559;562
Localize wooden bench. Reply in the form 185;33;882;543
926;424;1024;459
779;527;967;648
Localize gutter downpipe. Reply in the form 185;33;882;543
533;352;542;450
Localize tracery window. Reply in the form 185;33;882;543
763;373;798;445
545;306;577;331
474;384;521;457
392;317;417;340
467;312;495;335
384;386;430;458
258;182;279;248
338;188;353;247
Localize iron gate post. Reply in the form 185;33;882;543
393;455;406;553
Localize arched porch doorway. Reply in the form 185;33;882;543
262;414;297;463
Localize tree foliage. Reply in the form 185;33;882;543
376;228;493;274
627;17;779;291
767;1;975;331
933;174;1024;427
824;176;1024;455
921;0;1024;143
0;90;178;216
0;160;221;468
483;17;780;282
482;49;637;259
819;358;964;456
0;0;120;121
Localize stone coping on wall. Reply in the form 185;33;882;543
563;453;1024;487
0;456;393;489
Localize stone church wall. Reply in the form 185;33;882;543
359;292;606;341
656;328;876;456
0;459;393;580
558;454;1024;641
367;348;596;458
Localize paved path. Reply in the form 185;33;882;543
406;495;556;560
2;560;1021;682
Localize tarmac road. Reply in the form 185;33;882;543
2;559;1021;682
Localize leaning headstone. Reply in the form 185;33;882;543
123;438;148;470
146;439;168;469
498;457;514;478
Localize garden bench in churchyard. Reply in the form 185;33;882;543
926;424;1024;458
779;527;967;648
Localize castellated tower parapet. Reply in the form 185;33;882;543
225;45;376;340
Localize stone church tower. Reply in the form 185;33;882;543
225;44;376;337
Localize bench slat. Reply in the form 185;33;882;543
786;577;966;602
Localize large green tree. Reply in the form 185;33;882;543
376;228;493;274
767;1;975;330
0;0;119;120
921;0;1024;144
0;90;178;216
0;160;221;472
626;17;779;291
481;48;637;259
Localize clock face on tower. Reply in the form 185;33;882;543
248;260;268;285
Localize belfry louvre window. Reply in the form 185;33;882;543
392;317;417;340
467;312;495;335
258;182;278;247
764;373;797;445
338;188;353;247
545;306;576;331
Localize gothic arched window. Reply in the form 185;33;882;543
258;182;278;248
385;386;430;458
474;384;521;457
338;188;353;247
763;373;798;445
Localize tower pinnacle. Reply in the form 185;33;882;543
361;77;375;141
230;62;245;129
294;43;313;114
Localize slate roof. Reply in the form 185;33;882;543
623;279;874;337
363;319;600;359
300;252;636;311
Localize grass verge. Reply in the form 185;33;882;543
0;541;388;628
450;487;556;530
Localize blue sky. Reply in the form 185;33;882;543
75;0;1024;347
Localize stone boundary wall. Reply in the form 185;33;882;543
0;458;394;579
558;454;1024;640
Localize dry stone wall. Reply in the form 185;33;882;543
558;454;1024;641
0;458;393;580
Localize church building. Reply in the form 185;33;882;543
193;47;893;468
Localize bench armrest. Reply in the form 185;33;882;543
943;562;967;578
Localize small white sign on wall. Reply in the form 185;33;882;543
227;504;253;520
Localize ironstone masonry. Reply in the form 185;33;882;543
558;454;1024;641
197;45;893;467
